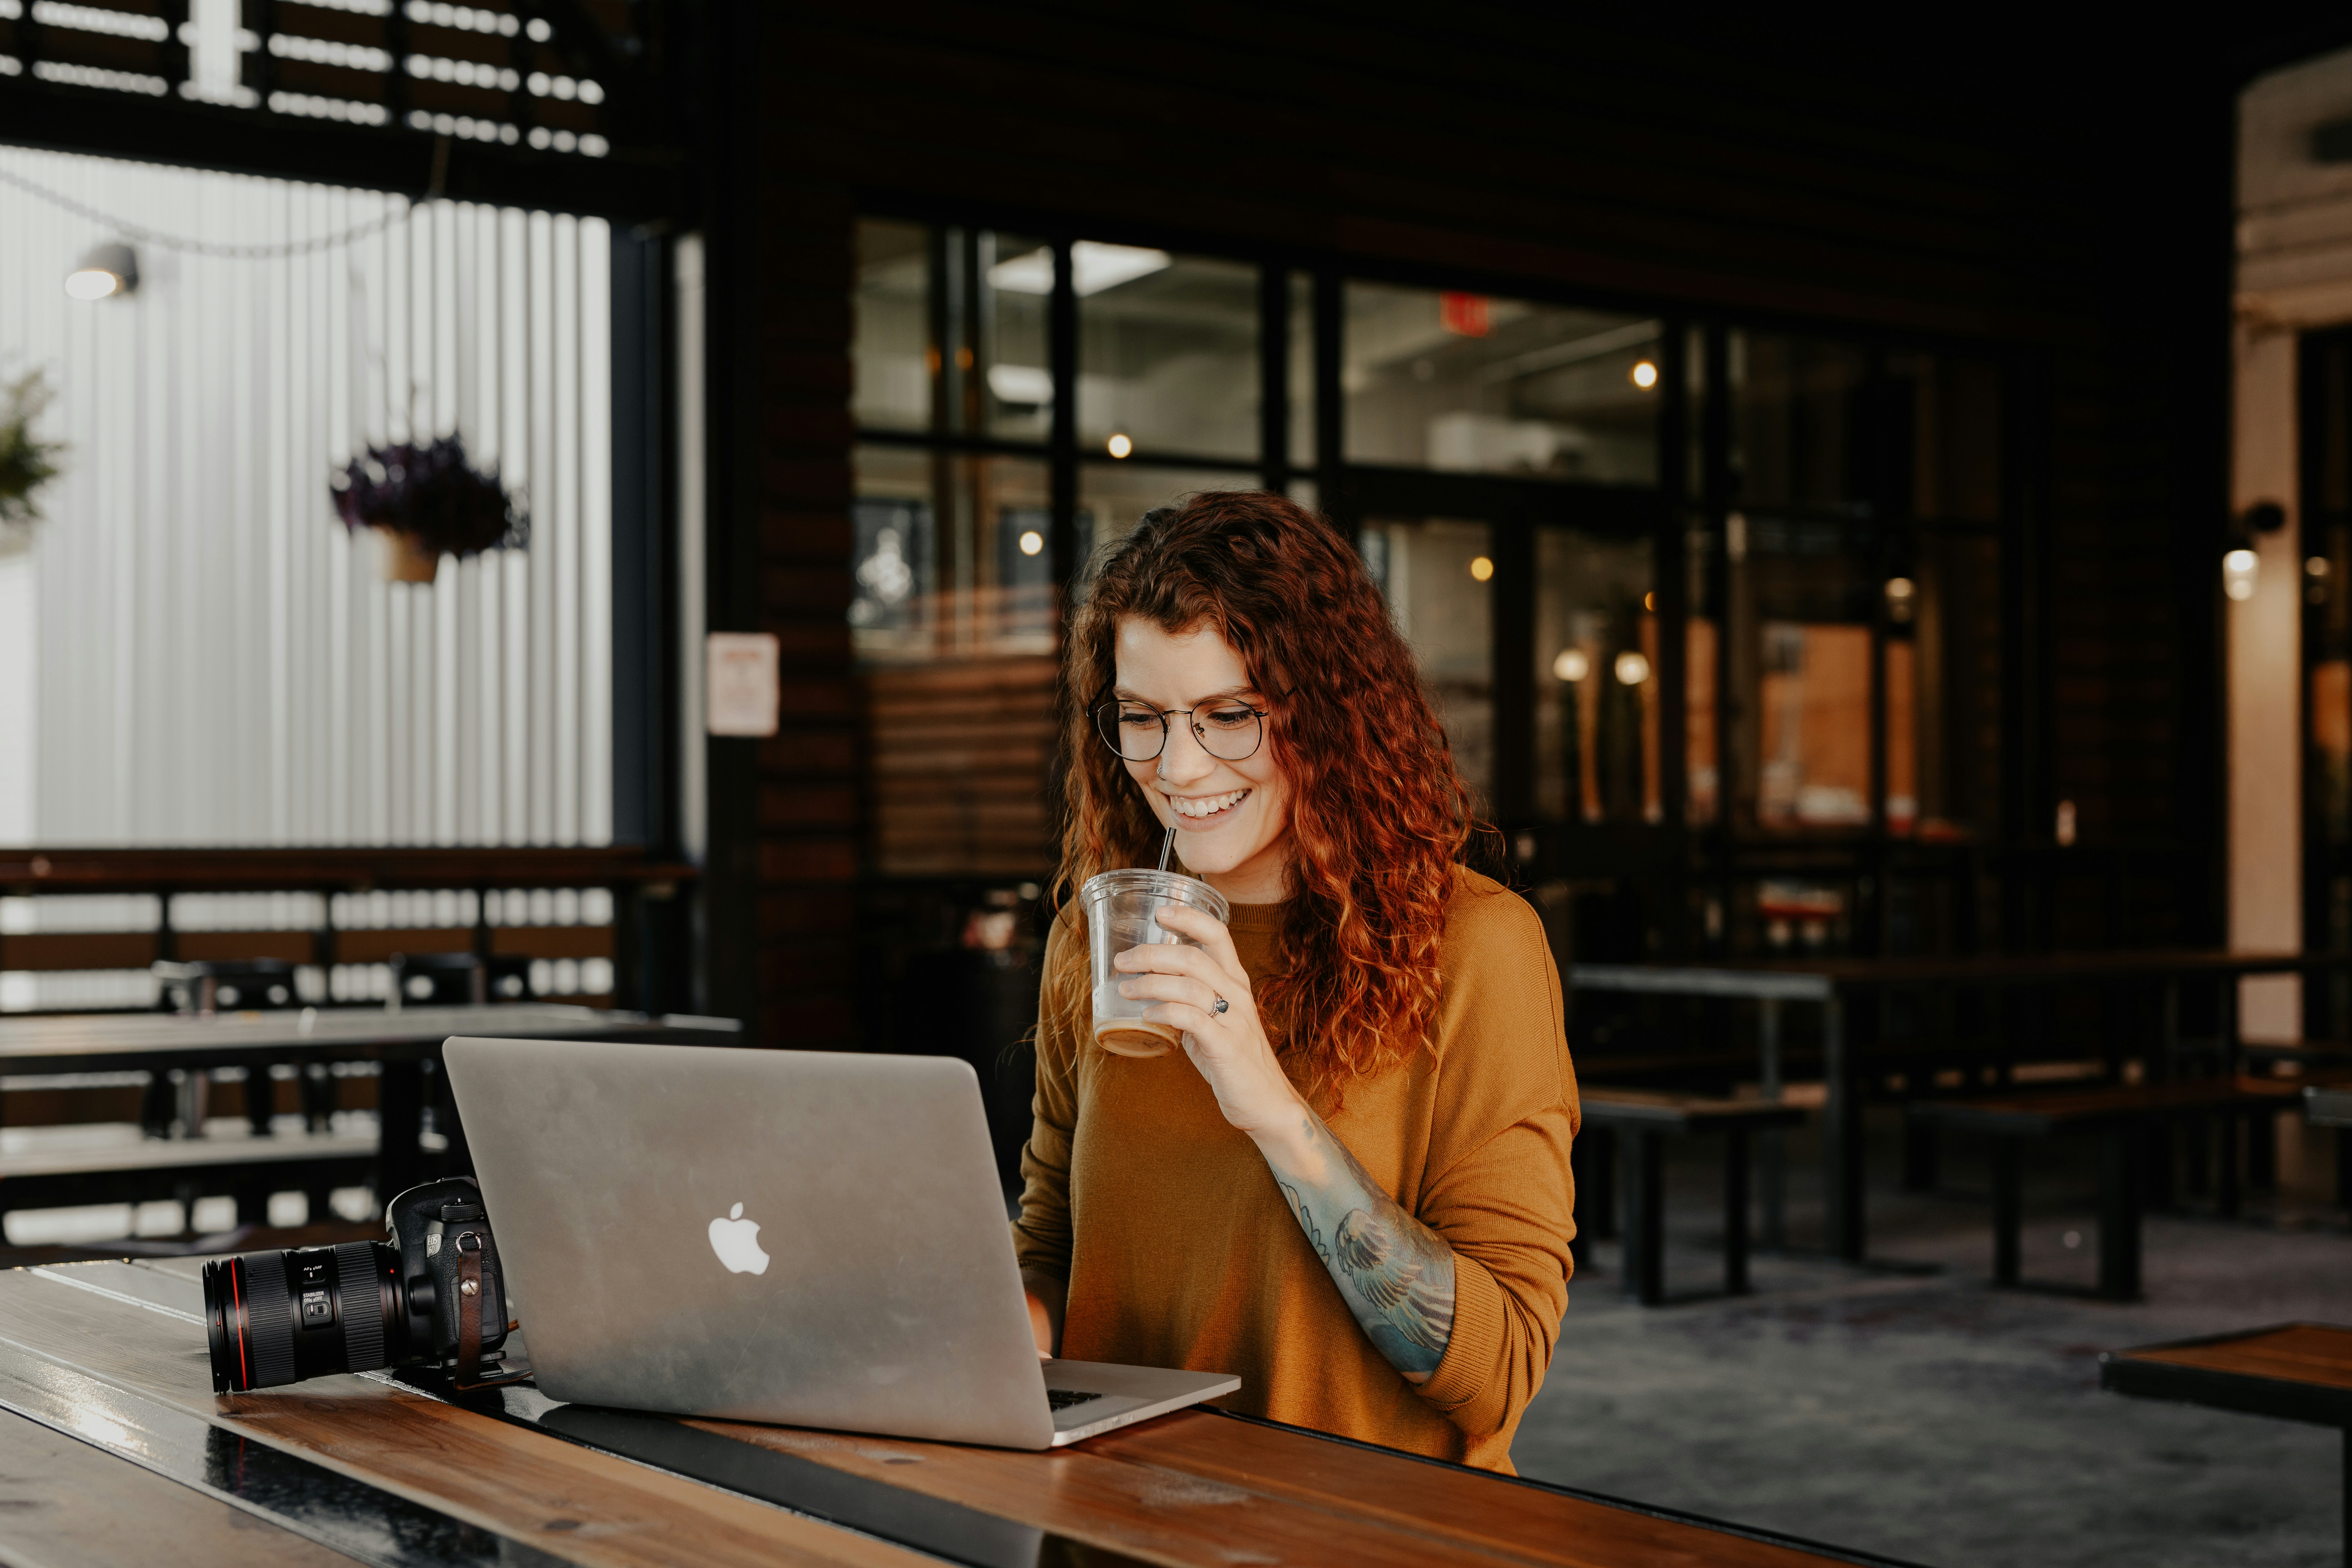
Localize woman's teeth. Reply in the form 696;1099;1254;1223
1170;789;1249;819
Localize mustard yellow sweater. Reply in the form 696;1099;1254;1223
1013;867;1579;1472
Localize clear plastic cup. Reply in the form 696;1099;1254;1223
1079;868;1233;1058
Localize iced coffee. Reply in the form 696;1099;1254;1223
1078;868;1233;1057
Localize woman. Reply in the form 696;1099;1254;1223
1014;490;1579;1474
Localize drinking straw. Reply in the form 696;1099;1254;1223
1157;823;1175;874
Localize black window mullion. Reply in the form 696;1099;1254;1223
1314;270;1345;531
1048;236;1078;607
1656;319;1692;848
1701;322;1735;939
1259;265;1288;491
1492;515;1537;827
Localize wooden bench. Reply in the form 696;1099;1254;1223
1909;1076;2303;1300
1576;1090;1808;1306
0;1126;378;1230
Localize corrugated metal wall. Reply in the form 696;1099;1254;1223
0;143;612;847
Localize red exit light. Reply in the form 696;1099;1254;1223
1440;292;1491;337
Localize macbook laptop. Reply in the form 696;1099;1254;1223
440;1036;1238;1448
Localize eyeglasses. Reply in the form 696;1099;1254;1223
1091;697;1270;763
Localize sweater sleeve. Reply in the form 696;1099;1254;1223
1011;915;1085;1281
1408;878;1579;1440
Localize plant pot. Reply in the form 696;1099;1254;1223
376;527;442;584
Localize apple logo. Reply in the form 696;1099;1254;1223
707;1202;770;1276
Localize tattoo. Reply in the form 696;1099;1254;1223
1261;1108;1456;1382
1334;1210;1453;1359
1277;1182;1331;1264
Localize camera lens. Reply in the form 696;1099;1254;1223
204;1241;398;1393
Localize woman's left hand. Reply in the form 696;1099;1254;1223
1114;903;1303;1137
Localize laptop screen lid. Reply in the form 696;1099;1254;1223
441;1036;1054;1448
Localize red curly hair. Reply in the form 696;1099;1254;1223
1053;490;1475;1091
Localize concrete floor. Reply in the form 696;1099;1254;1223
1512;1111;2352;1568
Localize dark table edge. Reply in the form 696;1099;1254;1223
2099;1322;2352;1430
397;1366;1926;1568
1202;1408;1935;1568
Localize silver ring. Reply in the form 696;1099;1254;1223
1212;996;1230;1015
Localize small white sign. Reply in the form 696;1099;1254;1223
706;632;781;737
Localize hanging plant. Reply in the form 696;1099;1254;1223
0;367;65;561
329;433;527;583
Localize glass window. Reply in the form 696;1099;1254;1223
1727;512;1876;832
1363;518;1493;802
1535;530;1655;824
1076;464;1266;581
1344;283;1659;483
853;446;1054;663
1731;333;1870;513
853;220;930;434
1889;353;2002;523
854;447;1058;878
1076;248;1258;462
856;222;1052;441
1897;531;2001;839
967;231;1051;441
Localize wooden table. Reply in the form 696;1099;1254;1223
0;1257;1918;1567
2100;1323;2352;1567
0;1005;744;1204
1572;949;2349;1264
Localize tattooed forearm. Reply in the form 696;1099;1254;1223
1258;1110;1455;1383
1277;1181;1333;1264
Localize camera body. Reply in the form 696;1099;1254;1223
204;1177;509;1394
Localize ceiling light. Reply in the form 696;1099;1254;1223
1106;433;1133;459
65;240;139;300
989;241;1172;298
1614;650;1652;686
1553;648;1590;683
1630;360;1658;389
1017;530;1045;557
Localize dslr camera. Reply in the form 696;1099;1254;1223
204;1177;510;1393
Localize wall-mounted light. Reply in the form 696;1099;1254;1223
1105;433;1132;459
1553;648;1590;683
1630;360;1658;389
1468;555;1494;582
2223;500;2287;603
65;240;139;300
1885;576;1917;624
1017;529;1044;557
2223;549;2259;602
1614;650;1651;686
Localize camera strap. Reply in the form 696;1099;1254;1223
453;1231;485;1386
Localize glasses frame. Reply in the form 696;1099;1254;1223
1090;695;1273;764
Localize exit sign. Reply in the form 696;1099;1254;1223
1440;292;1491;337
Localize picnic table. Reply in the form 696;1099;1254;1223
1571;949;2350;1263
0;1255;1924;1567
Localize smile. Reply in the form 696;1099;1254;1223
1167;788;1249;822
